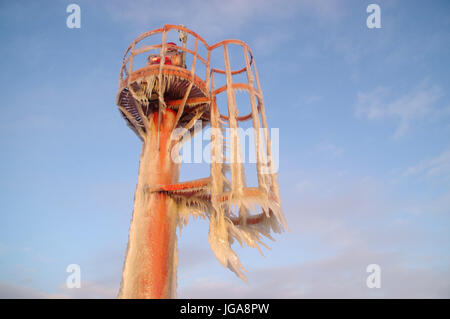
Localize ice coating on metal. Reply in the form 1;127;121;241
116;25;287;299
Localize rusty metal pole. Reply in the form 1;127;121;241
116;25;287;299
118;109;180;299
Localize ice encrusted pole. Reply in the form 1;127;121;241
119;109;180;299
115;25;288;299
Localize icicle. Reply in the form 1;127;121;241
208;210;247;281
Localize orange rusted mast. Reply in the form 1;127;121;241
116;25;286;299
118;110;180;298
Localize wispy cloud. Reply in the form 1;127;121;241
107;0;345;41
0;280;118;299
107;0;277;40
57;281;117;299
404;148;450;179
355;83;444;139
179;172;450;298
0;281;66;299
305;95;324;105
179;247;450;298
315;142;344;158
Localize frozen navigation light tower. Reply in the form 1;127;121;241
116;25;287;299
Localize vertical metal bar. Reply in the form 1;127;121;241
126;41;136;88
210;71;224;214
157;30;167;149
210;102;223;196
243;47;265;190
253;60;280;200
223;44;245;194
205;46;211;91
119;63;124;88
173;38;198;129
191;38;198;77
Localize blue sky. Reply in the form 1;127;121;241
0;0;449;298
